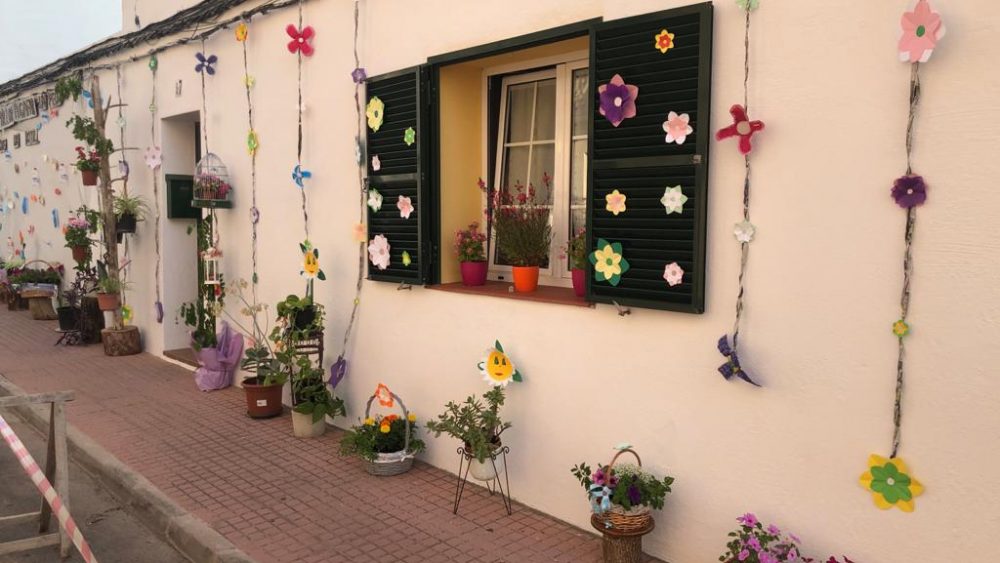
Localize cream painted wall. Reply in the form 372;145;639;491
1;1;999;561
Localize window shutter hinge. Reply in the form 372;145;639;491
691;154;703;165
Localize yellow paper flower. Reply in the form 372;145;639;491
589;239;630;286
363;417;375;426
243;74;256;89
654;29;675;54
892;320;910;338
859;454;924;512
235;22;249;42
379;423;391;434
366;96;385;132
605;189;627;216
407;413;416;423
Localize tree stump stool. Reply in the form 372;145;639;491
591;514;655;563
101;325;141;356
79;297;104;344
20;290;57;320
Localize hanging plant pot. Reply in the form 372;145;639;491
116;213;137;234
512;266;539;293
571;268;586;298
81;170;98;186
71;245;90;264
192;153;234;209
293;305;317;330
56;306;78;331
96;292;121;311
460;261;488;286
243;377;284;418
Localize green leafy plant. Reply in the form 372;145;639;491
273;294;323;339
54;75;83;106
490;181;553;267
563;227;588;270
426;387;511;463
291;365;345;423
571;459;675;512
96;276;130;295
113;194;149;220
64;216;92;248
341;413;425;462
66;117;114;158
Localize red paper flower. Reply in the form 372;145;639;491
286;24;315;56
716;104;764;155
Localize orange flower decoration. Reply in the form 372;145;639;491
235;22;248;42
374;383;394;407
654;29;675;54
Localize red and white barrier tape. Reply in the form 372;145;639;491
0;414;97;563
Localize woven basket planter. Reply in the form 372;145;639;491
594;448;654;533
362;390;416;477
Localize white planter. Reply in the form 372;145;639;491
291;410;326;438
470;457;503;481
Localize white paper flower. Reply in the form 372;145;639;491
371;155;381;172
660;185;688;215
354;138;363;164
367;188;383;212
662;111;693;145
144;146;162;170
367;234;391;270
663;262;684;286
397;195;413;219
734;220;756;243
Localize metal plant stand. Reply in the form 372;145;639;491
452;445;512;516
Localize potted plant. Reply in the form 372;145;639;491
73;146;101;186
563;227;587;298
490;181;552;293
194;172;232;202
426;387;511;480
239;346;287;418
56;288;80;331
275;293;321;332
571;447;674;534
113;194;149;235
290;365;345;438
64;216;93;264
455;222;488;286
719;514;855;563
341;385;426;476
95;276;126;311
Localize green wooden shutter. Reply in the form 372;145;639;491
587;2;713;313
365;67;432;284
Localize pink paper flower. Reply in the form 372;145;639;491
368;234;391;270
604;189;627;216
899;0;945;63
663;111;693;145
286;24;315;56
663;262;684;286
397;195;414;219
716;105;764;155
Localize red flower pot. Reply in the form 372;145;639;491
512;266;539;293
81;170;98;186
460;261;488;286
71;245;89;264
571;268;586;298
96;292;120;311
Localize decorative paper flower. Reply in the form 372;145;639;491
286;24;315;56
371;155;381;171
354;137;363;164
403;127;416;146
589;238;630;287
598;74;639;127
366;96;385;132
352;222;367;243
899;0;945;63
734;220;756;243
292;164;312;188
250;207;260;224
149;55;158;71
329;356;347;390
891;174;927;209
717;335;760;386
893;319;910;338
367;188;383;212
368;234;391;270
859;454;924;512
243;75;256;88
247;130;259;155
716;104;764;155
235;22;248;42
402;251;412;267
299;240;326;281
351;67;367;84
478;340;523;387
605;189;627;216
663;262;684;286
397;195;414;219
736;0;760;11
144;147;162;169
121;305;133;325
194;53;217;75
663;111;693;145
654;29;675;54
375;383;394;407
660;185;687;215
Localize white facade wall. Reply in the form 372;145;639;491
1;1;998;561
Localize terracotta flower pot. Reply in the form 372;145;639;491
512;266;539;293
71;245;89;263
571;268;586;298
460;261;488;286
243;377;284;418
81;169;98;186
96;292;120;311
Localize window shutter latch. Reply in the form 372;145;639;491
691;154;703;165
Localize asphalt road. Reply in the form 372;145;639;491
0;413;186;563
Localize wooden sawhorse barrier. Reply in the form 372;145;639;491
0;391;76;559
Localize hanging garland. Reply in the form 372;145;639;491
715;0;766;387
236;19;263;343
114;65;133;323
289;0;315;240
859;0;945;513
148;53;164;322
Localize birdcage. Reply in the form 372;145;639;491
192;153;233;208
202;246;222;285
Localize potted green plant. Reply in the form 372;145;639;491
455;222;488;286
73;146;101;186
290;364;345;438
240;345;288;418
64;216;93;264
56;288;80;331
341;385;425;476
490;181;552;293
95;276;126;311
563;227;587;298
113;193;149;235
275;293;321;332
426;387;511;480
571;447;674;533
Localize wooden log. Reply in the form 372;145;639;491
79;296;104;344
23;295;57;321
101;325;141;356
590;514;654;563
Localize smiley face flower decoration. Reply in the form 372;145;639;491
286;24;316;56
478;340;523;387
300;240;326;281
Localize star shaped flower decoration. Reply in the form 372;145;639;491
144;147;162;170
367;188;383;212
736;0;760;11
660;185;687;215
351;67;367;84
734;220;756;243
605;189;627;216
299;240;326;281
368;234;391;270
892;320;910;338
654;29;675;54
663;111;693;145
716;104;764;155
397;195;414;219
247;130;259;155
663;262;684;287
859;454;924;512
235;22;249;42
352;222;367;243
589;238;630;287
375;383;394;407
401;251;412;267
598;74;639;128
403;127;416;146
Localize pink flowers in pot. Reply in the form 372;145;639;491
455;223;487;263
720;513;855;563
194;174;232;201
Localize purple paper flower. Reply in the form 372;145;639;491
351;67;367;84
598;74;638;127
195;52;217;75
329;355;347;389
718;335;760;387
627;484;641;505
891;174;927;208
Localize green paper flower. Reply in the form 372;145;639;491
402;251;412;267
869;462;913;504
736;0;760;11
247;130;259;155
589;238;630;287
403;127;416;146
892;319;910;338
149;55;158;71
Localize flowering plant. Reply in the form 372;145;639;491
64;216;92;248
718;514;856;563
455;222;487;262
73;146;101;172
562;227;587;270
490;179;552;267
571;458;674;513
340;412;425;462
194;173;233;201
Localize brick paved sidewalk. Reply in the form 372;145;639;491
0;309;661;563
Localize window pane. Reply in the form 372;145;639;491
533;79;556;141
529;144;555;205
570;139;587;207
572;69;589;137
502;145;530;195
505;83;535;143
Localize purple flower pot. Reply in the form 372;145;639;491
571;268;586;298
460;261;488;286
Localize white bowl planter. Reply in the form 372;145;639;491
291;411;326;438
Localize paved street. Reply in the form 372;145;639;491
0;309;662;563
0;414;185;563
